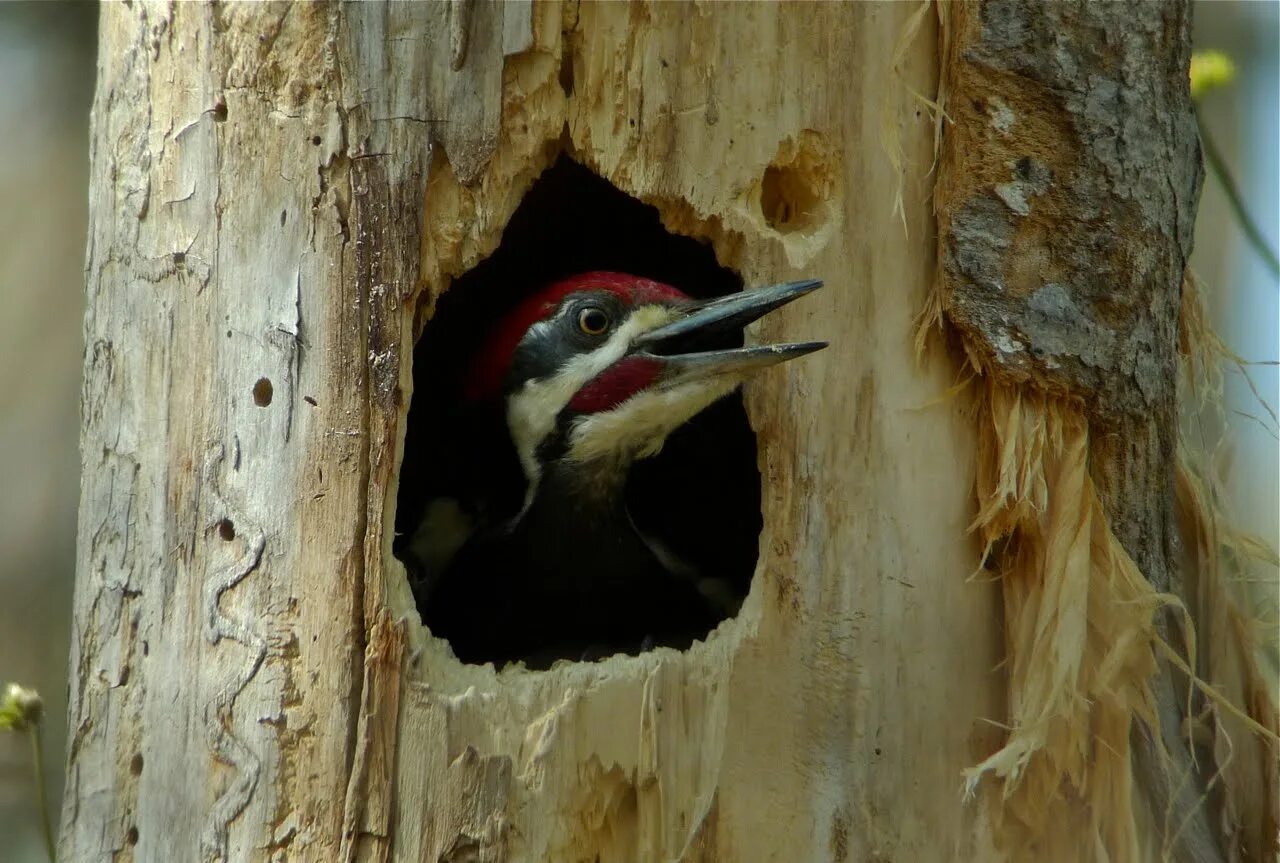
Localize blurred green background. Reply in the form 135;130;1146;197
1;4;95;861
0;3;1274;861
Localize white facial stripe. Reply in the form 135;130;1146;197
564;375;741;465
505;305;677;485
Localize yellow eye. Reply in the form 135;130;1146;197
577;307;610;336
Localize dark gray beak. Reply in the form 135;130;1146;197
633;279;826;379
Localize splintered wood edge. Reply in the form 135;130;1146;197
377;6;843;692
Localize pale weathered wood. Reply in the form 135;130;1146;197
70;1;1224;861
67;3;364;860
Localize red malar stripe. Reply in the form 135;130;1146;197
568;356;664;414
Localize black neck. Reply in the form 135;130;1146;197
505;458;666;589
520;458;631;529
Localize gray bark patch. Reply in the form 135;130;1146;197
940;0;1202;419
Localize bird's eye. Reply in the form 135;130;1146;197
577;307;610;336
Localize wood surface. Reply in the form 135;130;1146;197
67;3;1238;861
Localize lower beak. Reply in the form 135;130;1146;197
634;279;826;380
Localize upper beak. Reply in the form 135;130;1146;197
633;279;826;380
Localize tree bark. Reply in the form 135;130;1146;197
932;3;1268;862
65;2;1244;862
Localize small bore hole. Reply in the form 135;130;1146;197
253;377;273;407
130;753;144;775
126;826;139;845
759;134;834;236
211;99;228;123
760;163;822;234
311;135;322;146
217;519;236;541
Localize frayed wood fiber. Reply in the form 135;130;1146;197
1173;274;1279;862
915;0;1278;859
965;384;1162;862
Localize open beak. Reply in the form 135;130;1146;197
633;279;826;381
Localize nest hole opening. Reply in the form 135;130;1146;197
395;156;764;670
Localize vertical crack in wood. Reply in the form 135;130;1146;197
266;269;304;446
343;163;374;858
450;0;475;71
339;612;407;863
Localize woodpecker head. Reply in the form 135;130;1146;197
465;271;825;494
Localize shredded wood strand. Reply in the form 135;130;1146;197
963;384;1162;861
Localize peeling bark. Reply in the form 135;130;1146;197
936;2;1227;862
938;0;1201;421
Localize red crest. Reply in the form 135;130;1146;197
463;272;687;403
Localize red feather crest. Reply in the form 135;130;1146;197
464;272;686;403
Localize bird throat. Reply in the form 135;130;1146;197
508;457;663;590
526;454;633;523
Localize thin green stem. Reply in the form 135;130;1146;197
30;725;56;863
1198;115;1280;279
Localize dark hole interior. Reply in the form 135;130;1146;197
395;156;762;669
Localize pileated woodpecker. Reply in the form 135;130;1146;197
405;271;824;666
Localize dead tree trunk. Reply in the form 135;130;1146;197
65;3;1263;862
